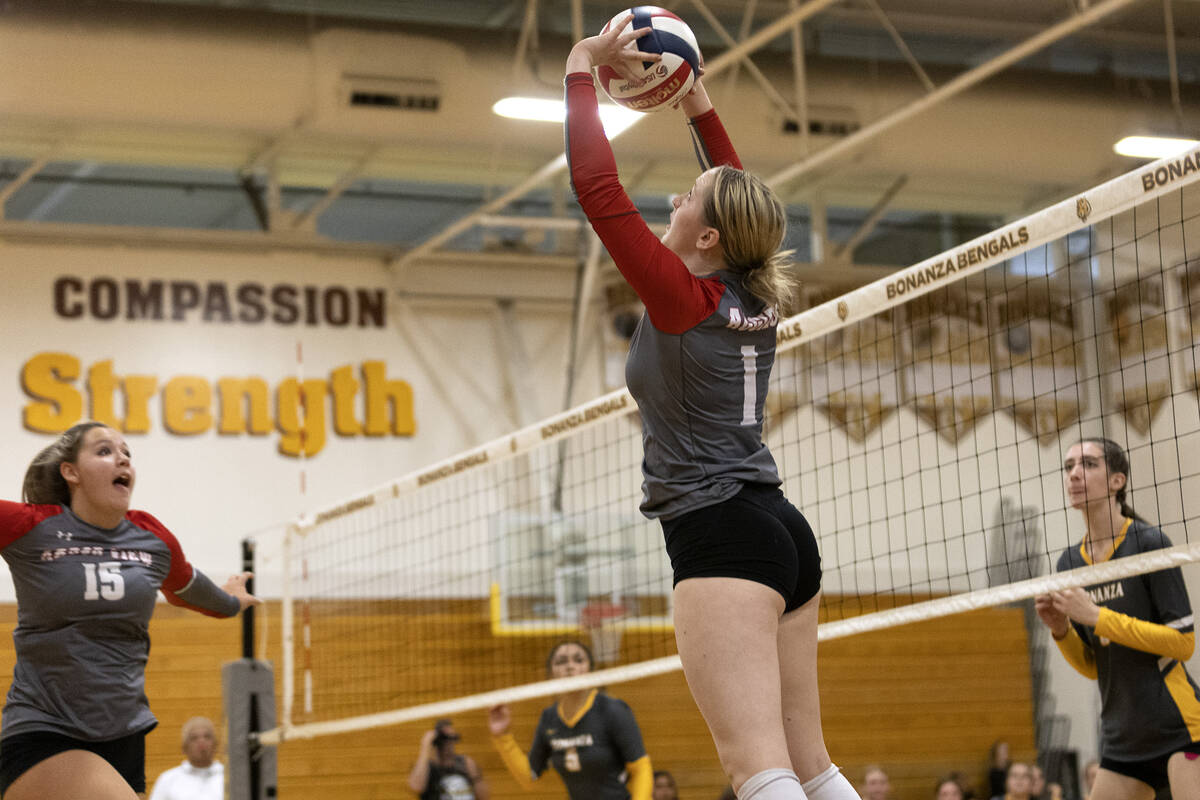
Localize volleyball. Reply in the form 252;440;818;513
595;7;701;113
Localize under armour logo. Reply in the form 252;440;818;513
56;531;72;540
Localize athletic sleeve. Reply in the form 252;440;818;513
0;499;59;548
127;510;240;618
1054;625;1099;679
1095;608;1194;661
1093;529;1197;662
626;756;653;800
564;72;725;335
526;712;552;777
606;697;647;764
686;108;742;170
492;733;538;790
1093;553;1196;663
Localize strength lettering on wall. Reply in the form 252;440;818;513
21;354;414;458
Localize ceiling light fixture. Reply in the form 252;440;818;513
1113;135;1199;159
492;97;641;137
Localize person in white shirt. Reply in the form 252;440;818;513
148;717;224;800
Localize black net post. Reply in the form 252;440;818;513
241;538;255;659
225;538;277;800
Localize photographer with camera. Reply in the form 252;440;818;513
408;719;490;800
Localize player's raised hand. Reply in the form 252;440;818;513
1035;593;1070;638
568;13;660;81
487;704;512;736
223;571;262;612
1054;587;1101;627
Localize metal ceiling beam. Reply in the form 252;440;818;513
831;175;908;260
862;0;935;92
0;154;52;216
722;0;760;97
821;4;1200;53
788;0;809;156
766;0;1145;192
689;0;800;119
1164;0;1184;125
292;147;379;230
394;0;845;271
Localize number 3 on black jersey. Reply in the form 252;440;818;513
83;561;125;601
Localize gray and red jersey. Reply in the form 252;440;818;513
565;73;781;519
0;500;239;741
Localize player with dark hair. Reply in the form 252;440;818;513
488;640;651;800
1036;437;1200;800
0;421;258;800
561;17;860;800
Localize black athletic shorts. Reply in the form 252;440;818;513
0;728;148;795
661;482;821;613
1100;741;1200;791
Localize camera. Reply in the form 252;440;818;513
433;725;460;748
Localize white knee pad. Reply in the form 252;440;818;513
800;764;861;800
738;768;806;799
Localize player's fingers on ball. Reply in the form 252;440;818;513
610;13;634;35
624;26;652;45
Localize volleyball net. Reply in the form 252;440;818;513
252;149;1200;746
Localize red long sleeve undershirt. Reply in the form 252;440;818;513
564;73;740;334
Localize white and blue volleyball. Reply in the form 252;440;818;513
596;7;702;113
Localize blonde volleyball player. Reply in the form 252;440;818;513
1037;438;1200;800
562;17;861;800
488;641;652;800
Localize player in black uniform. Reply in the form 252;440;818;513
488;641;651;800
1036;438;1200;800
563;18;860;800
0;422;259;800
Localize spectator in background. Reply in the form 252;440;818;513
988;741;1011;799
408;718;489;800
1081;760;1099;799
861;766;891;800
653;770;679;800
1044;782;1062;800
147;717;223;800
944;770;976;800
991;762;1032;800
1030;765;1045;800
935;776;966;800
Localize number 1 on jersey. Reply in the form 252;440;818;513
83;562;125;601
741;345;758;425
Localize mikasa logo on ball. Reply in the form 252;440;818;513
626;77;684;109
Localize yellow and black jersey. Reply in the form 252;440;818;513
1054;518;1200;761
494;689;648;800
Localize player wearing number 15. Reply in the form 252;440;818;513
0;421;259;800
565;17;861;800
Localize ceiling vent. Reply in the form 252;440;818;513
342;74;440;111
782;105;860;137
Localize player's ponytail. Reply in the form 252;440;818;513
22;421;108;506
703;166;797;314
1080;437;1146;523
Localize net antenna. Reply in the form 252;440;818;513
251;149;1200;749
